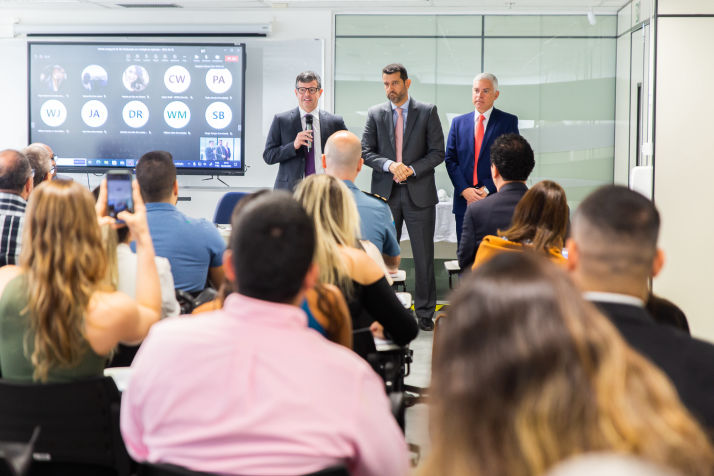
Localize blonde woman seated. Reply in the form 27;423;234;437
0;179;161;382
295;175;418;358
472;180;568;270
422;252;714;476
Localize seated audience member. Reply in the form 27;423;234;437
0;179;161;382
28;142;56;180
93;185;180;320
22;144;52;187
121;192;409;476
422;252;714;476
103;217;180;368
322;130;401;273
472;180;568;269
567;185;714;432
0;149;33;267
134;151;225;293
294;174;418;357
192;190;353;349
457;133;535;270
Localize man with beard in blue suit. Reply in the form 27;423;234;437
445;73;519;246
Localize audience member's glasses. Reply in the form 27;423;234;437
49;166;56;174
296;87;319;95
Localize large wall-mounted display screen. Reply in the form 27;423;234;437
28;41;246;175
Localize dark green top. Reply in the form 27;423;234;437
0;275;107;382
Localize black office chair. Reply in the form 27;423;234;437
0;377;131;476
212;191;248;224
138;462;349;476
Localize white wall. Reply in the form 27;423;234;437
0;7;332;218
653;2;714;341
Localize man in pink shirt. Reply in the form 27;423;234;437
120;192;409;476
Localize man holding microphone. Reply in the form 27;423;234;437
263;71;347;191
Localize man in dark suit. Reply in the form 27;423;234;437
567;185;714;433
445;73;519;246
457;133;534;270
263;71;347;191
362;63;445;331
204;140;216;161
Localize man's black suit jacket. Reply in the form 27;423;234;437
593;300;714;435
263;107;347;191
457;181;528;269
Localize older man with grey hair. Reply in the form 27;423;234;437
322;130;401;271
444;72;519;246
22;144;52;187
0;149;33;266
29;142;56;180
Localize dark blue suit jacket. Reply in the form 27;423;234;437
457;181;527;270
445;108;519;217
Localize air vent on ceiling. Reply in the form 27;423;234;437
117;3;182;7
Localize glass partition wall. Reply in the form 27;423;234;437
335;14;617;210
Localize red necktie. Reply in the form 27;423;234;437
473;114;485;186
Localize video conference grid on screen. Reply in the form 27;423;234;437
28;42;245;175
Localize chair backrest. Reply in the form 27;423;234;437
0;377;130;476
212;192;248;225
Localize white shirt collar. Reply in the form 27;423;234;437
475;106;494;121
583;291;645;307
299;107;318;120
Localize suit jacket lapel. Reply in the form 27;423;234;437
465;111;476;160
402;97;417;148
383;103;396;157
480;108;500;156
318;110;328;149
290;107;302;138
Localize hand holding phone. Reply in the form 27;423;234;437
106;170;134;219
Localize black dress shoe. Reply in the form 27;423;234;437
419;317;434;331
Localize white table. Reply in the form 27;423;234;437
400;200;456;243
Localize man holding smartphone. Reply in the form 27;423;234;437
134;151;225;294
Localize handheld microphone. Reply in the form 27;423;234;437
305;115;313;152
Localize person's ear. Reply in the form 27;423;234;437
490;164;500;181
652;248;666;278
404;78;412;89
321;154;327;169
565;238;578;272
222;250;236;283
357;157;364;172
23;177;33;199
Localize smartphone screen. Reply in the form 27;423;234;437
106;171;134;219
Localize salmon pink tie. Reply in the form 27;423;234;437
395;107;404;163
473;114;485;185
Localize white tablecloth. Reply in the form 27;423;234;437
400;201;456;243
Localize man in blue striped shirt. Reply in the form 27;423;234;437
0;150;33;267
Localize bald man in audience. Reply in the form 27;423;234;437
121;192;409;476
0;150;33;266
322;130;401;272
22;144;52;188
567;185;714;433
